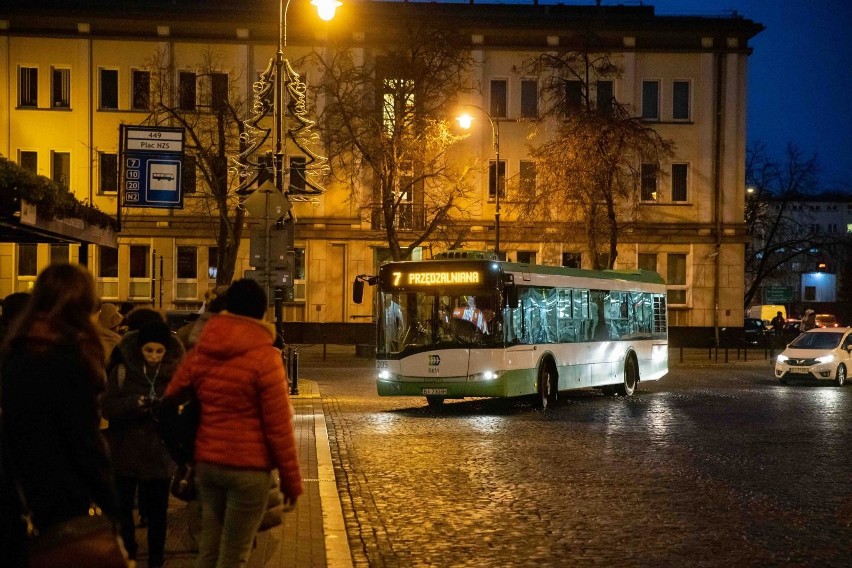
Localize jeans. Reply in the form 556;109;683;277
115;476;170;567
195;462;272;568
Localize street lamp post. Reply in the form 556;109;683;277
274;0;340;196
456;108;501;256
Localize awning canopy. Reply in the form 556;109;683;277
0;199;118;247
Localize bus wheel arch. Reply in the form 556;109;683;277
536;354;558;410
615;351;639;397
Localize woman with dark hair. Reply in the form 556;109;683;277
165;278;302;567
0;263;121;564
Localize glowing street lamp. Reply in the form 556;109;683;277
456;108;501;255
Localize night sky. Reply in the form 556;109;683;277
651;0;852;191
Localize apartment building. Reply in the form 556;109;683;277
0;0;763;335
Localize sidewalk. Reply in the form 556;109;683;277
144;377;351;568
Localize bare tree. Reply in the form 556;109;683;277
743;142;841;307
308;26;477;260
519;47;673;269
140;48;248;284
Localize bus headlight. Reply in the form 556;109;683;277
378;370;392;380
470;371;499;382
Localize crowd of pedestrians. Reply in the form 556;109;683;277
0;262;302;568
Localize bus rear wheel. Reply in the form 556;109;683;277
537;364;557;410
615;357;638;396
426;396;445;408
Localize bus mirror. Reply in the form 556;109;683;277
353;274;378;304
353;279;364;304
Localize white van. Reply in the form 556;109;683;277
747;304;786;324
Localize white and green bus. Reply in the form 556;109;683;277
356;251;668;408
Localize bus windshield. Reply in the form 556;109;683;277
378;289;501;355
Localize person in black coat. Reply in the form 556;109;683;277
0;264;120;566
102;320;184;568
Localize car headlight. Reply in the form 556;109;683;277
776;354;789;363
816;354;836;364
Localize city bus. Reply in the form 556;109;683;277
354;251;668;408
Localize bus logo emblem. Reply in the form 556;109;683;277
428;355;441;366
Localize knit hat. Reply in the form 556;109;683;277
226;279;267;320
138;320;172;347
98;303;124;330
125;308;164;332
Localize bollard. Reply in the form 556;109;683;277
289;347;299;396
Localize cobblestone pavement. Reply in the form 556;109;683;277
309;346;852;567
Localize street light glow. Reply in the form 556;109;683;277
312;0;341;21
456;113;474;130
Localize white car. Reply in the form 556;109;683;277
775;327;852;386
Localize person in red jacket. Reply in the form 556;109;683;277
164;279;301;567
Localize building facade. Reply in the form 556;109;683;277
0;1;762;334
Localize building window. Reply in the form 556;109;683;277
99;152;118;194
52;151;71;189
175;245;198;300
641;163;657;201
488;160;506;201
129;245;151;298
207;246;218;280
673;80;690;120
293;247;307;301
19;67;38;108
490;79;507;118
671;163;688;202
209;73;228;113
97;246;119;299
51;68;71;109
382;78;415;135
131;70;150;110
562;252;581;269
565;80;583;112
519;160;536;193
804;286;816;302
289;156;306;193
182;155;197;194
642;80;659;120
99;246;118;278
520;79;538;118
18;244;38;277
19;151;37;174
179;71;197;111
99;69;118;110
49;244;69;265
638;253;657;272
596;80;613;115
517;251;536;264
667;253;687;305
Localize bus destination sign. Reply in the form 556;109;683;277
391;270;481;287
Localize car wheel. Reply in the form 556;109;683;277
426;396;445;408
615;357;638;397
836;364;847;387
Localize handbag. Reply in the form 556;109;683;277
169;462;197;502
156;391;200;466
26;505;130;568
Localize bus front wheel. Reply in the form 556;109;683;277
615;357;638;397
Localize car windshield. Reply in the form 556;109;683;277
788;331;844;350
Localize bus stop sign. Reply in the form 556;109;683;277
121;125;185;209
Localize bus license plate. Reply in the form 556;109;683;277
790;368;810;374
422;388;447;395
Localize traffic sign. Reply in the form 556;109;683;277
243;182;292;227
764;286;793;303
